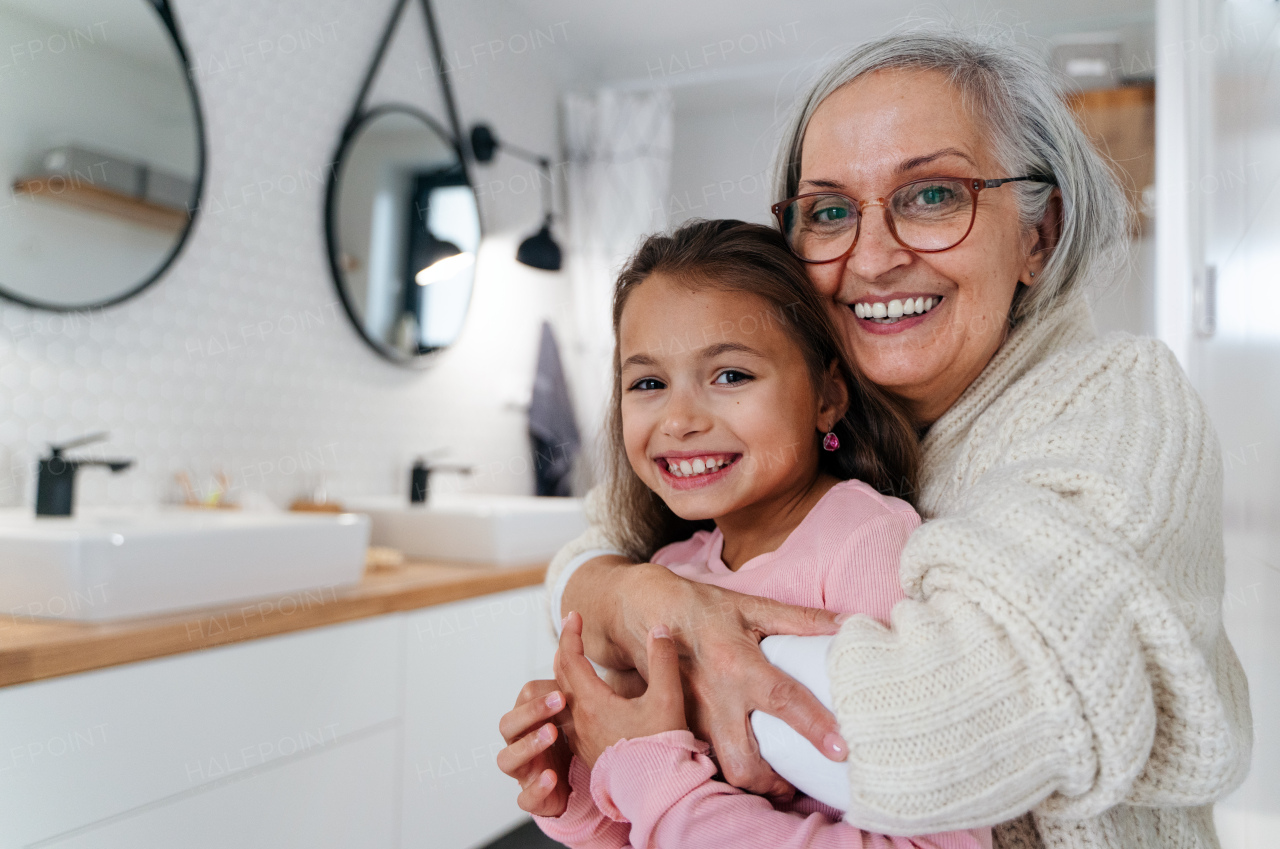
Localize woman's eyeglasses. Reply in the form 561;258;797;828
772;175;1057;263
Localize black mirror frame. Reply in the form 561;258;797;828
324;104;473;366
323;0;478;368
0;0;206;313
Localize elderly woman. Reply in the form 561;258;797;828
526;31;1252;848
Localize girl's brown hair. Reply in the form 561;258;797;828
602;219;920;561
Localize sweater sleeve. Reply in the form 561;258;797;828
534;755;632;849
545;486;627;626
826;337;1252;833
591;731;989;849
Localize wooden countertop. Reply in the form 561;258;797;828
0;561;546;689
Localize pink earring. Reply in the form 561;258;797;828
822;432;840;452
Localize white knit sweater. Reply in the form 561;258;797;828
544;296;1252;849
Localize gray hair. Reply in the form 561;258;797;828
772;29;1129;323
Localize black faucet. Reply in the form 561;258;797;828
410;458;472;504
36;433;133;517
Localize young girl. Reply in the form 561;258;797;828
497;220;991;849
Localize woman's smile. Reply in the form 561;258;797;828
850;294;945;334
800;69;1041;422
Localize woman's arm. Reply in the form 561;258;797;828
554;335;1250;836
547;486;849;795
559;555;849;797
822;337;1252;833
749;636;849;812
555;615;988;849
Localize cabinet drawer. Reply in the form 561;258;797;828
43;725;399;849
0;616;402;847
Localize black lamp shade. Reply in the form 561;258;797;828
418;233;461;270
517;223;562;271
470;124;498;163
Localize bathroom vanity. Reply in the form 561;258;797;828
0;562;556;849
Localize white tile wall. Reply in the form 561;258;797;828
0;0;581;510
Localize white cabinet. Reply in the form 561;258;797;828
0;586;555;849
399;586;558;849
0;616;402;848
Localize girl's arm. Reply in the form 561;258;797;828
533;756;631;849
495;679;630;849
591;730;989;849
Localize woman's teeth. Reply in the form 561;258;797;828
665;456;733;478
853;297;940;323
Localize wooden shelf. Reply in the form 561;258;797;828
0;559;547;689
12;176;190;233
1066;83;1156;233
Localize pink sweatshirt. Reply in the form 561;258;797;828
535;479;993;849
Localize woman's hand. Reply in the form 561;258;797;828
496;679;573;817
562;558;848;797
554;611;686;768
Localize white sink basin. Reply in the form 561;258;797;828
349;494;586;566
0;509;370;622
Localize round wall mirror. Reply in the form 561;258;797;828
0;0;204;311
327;106;480;364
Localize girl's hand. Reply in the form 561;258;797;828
496;679;572;817
555;611;686;768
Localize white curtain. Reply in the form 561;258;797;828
561;88;674;465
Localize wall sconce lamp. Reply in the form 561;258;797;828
469;124;562;271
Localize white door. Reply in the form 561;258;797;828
1158;0;1280;845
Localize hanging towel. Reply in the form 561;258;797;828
529;321;581;496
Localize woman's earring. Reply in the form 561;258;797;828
1029;271;1035;278
822;432;840;452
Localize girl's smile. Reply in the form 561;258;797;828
654;451;741;489
618;272;846;567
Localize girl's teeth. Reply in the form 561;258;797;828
665;457;732;477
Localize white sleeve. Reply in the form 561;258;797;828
544;486;630;632
550;547;624;634
750;634;850;812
